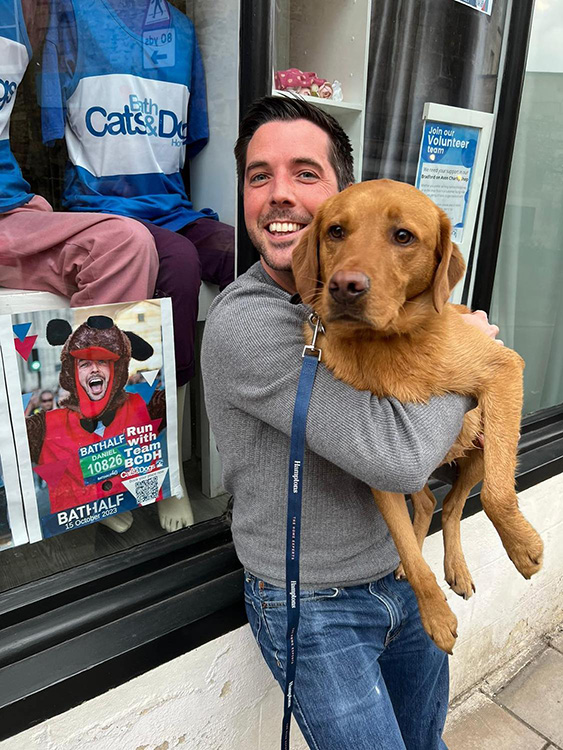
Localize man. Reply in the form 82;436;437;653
201;97;499;749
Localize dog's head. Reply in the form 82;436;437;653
292;179;465;335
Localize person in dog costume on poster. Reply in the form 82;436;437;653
25;315;165;515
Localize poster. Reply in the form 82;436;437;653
1;298;181;542
415;120;480;243
453;0;493;15
0;358;28;550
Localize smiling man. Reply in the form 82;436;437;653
77;358;111;401
202;96;500;750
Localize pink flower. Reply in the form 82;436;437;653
297;87;312;96
318;82;333;99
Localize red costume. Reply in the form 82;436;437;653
38;392;152;512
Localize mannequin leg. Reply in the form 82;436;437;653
179;217;235;290
0;197;159;304
99;511;134;533
157;384;195;531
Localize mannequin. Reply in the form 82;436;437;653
41;0;235;386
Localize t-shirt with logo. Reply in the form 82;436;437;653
41;0;217;230
0;0;34;213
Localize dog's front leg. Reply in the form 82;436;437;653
371;489;458;654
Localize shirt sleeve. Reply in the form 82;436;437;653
40;0;78;145
201;284;477;495
185;28;208;160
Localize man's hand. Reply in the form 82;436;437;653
461;310;504;450
461;310;503;345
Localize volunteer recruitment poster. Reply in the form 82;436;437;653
0;357;28;551
0;298;182;542
415;120;479;244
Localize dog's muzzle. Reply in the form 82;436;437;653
328;271;370;305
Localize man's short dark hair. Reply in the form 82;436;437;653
235;95;354;192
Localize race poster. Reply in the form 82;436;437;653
415;120;480;244
0;358;28;550
0;298;181;542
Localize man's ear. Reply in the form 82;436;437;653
432;209;466;313
292;211;324;308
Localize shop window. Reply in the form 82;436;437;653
0;0;239;591
490;1;563;414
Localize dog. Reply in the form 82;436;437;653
292;178;543;654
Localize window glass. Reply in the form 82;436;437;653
0;0;237;591
490;0;563;414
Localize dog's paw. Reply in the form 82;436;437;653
394;563;408;581
444;556;476;600
419;596;458;655
505;526;544;579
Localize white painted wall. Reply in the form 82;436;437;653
1;473;561;750
428;471;563;700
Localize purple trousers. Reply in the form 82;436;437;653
143;218;235;386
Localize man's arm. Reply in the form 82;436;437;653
202;285;475;494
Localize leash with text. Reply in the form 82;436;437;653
282;312;324;750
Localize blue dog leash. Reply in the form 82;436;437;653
282;312;324;750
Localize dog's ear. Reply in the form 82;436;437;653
432;210;466;313
292;211;323;308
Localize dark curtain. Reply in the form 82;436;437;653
363;0;509;183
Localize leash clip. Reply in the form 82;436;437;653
302;312;325;361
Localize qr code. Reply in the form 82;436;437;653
135;475;159;506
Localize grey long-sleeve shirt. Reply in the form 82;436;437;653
201;262;474;588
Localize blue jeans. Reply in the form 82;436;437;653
244;571;449;750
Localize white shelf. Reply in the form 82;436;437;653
272;90;363;114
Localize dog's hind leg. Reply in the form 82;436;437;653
372;488;458;654
395;485;436;581
442;451;484;599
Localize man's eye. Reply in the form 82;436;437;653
299;171;317;180
328;225;344;239
394;229;415;245
249;173;268;184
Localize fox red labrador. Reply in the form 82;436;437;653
292;179;543;653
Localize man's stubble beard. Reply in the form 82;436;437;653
247;225;294;272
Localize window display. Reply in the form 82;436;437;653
0;0;236;591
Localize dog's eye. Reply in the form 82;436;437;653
394;229;415;245
328;225;344;240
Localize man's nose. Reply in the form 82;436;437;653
269;175;296;205
329;271;370;304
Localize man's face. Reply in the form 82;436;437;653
40;392;54;411
243;119;339;271
77;359;111;401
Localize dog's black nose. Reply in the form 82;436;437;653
329;271;370;304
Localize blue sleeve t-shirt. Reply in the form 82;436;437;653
0;0;34;213
41;0;217;230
